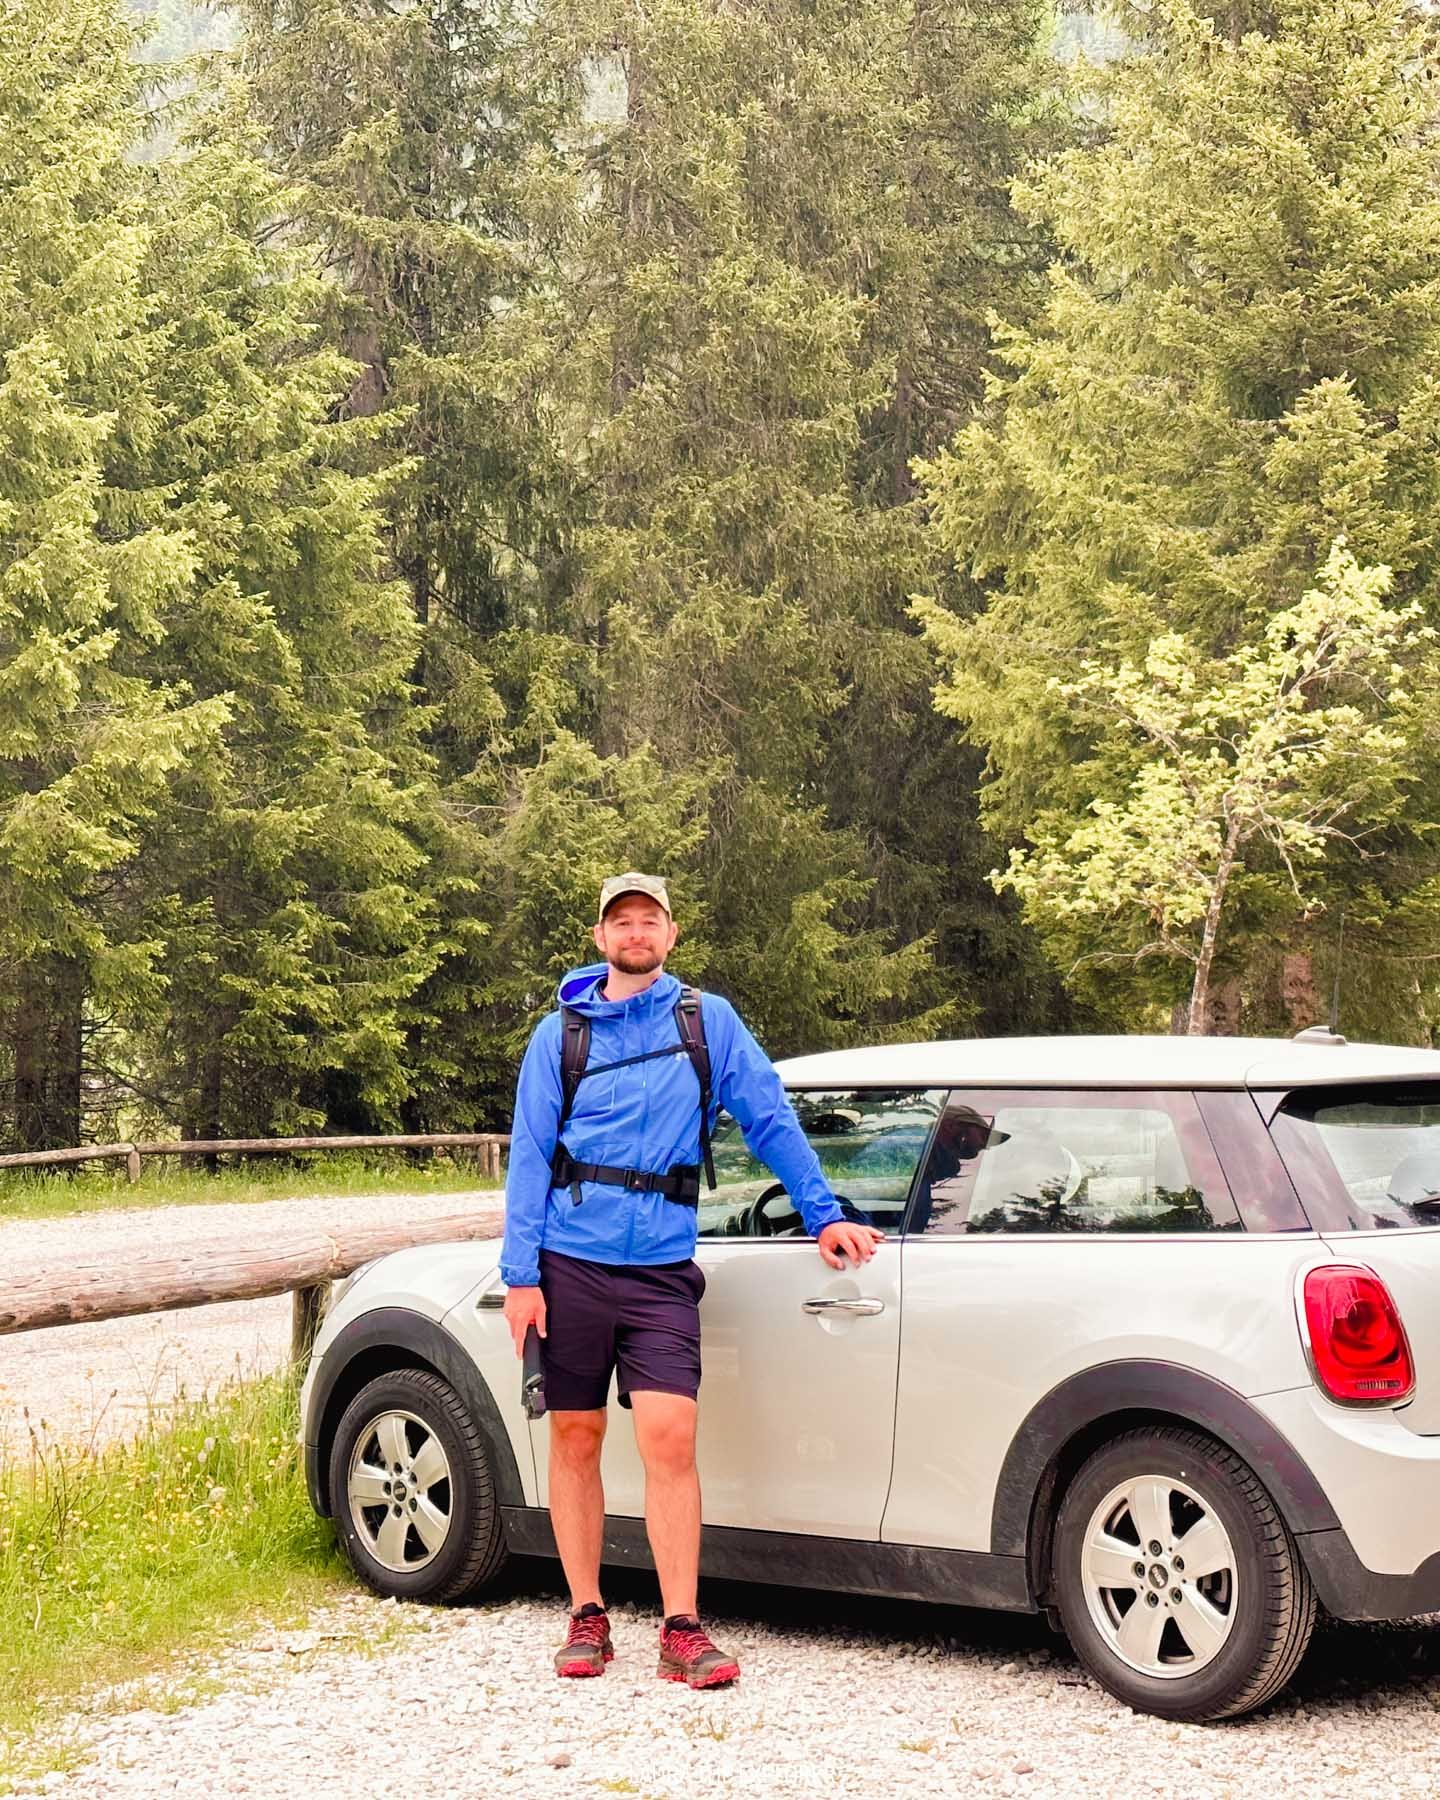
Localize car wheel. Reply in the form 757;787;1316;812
1051;1426;1316;1722
329;1367;509;1604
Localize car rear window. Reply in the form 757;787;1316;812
1272;1083;1440;1231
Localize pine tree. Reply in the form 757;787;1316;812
116;95;443;1137
231;0;590;1122
0;0;229;1149
918;0;1440;1035
497;0;1068;1055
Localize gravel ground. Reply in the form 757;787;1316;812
10;1575;1440;1799
0;1189;498;1453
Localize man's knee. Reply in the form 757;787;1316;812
549;1409;606;1466
633;1395;697;1476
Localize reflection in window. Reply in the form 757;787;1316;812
914;1096;1236;1235
699;1088;945;1239
1278;1086;1440;1231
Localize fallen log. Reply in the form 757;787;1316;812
0;1206;505;1337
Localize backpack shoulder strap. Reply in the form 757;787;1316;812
673;986;716;1190
556;1005;591;1137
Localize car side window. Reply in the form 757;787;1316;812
910;1090;1239;1236
697;1088;945;1239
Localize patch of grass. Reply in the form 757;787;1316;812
0;1373;351;1786
0;1149;501;1224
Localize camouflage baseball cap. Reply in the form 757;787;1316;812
597;871;672;922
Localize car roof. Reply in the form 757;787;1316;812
774;1034;1440;1092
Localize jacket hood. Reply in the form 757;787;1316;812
556;962;684;1017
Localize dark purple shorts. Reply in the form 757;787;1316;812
538;1249;706;1411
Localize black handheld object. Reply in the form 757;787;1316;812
521;1324;547;1420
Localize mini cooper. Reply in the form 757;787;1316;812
299;1032;1440;1722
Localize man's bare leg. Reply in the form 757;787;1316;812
548;1409;607;1608
629;1390;700;1619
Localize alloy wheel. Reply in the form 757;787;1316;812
346;1408;454;1573
1079;1473;1238;1679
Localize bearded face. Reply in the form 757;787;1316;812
594;896;678;977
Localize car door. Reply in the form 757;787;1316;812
531;1086;943;1538
882;1088;1283;1554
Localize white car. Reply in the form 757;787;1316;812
299;1032;1440;1722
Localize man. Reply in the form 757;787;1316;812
501;872;882;1688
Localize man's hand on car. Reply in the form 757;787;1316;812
817;1220;886;1268
503;1284;547;1355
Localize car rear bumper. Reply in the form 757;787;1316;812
1255;1386;1440;1617
1296;1529;1440;1622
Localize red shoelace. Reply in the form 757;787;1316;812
565;1611;609;1649
662;1622;721;1663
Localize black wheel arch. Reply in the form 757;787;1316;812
990;1361;1339;1608
306;1307;524;1518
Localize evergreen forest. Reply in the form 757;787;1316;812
4;0;1439;1152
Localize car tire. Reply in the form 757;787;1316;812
1051;1426;1316;1722
329;1367;509;1604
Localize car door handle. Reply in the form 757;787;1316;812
801;1296;885;1316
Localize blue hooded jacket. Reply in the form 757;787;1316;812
500;964;844;1286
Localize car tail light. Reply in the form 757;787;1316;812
1302;1265;1415;1405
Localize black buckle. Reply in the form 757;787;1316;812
623;1168;648;1191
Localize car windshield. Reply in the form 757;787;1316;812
1277;1084;1440;1229
698;1087;945;1237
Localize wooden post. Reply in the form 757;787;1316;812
126;1146;142;1183
290;1282;329;1370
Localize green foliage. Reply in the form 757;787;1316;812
120;97;441;1137
484;0;1070;1055
919;0;1440;1034
978;543;1434;1025
0;4;445;1147
0;1375;343;1772
2;0;1165;1154
0;0;231;1146
230;0;599;1119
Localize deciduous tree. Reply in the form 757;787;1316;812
971;544;1433;1030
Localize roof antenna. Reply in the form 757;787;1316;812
1328;907;1346;1036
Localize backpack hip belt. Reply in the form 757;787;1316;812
549;1147;701;1207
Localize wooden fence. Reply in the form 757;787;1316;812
0;1132;509;1182
0;1134;510;1364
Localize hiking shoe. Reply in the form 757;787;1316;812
554;1603;613;1678
657;1616;740;1689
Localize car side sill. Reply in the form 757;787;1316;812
500;1508;1035;1614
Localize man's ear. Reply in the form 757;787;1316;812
667;919;680;952
592;921;606;954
